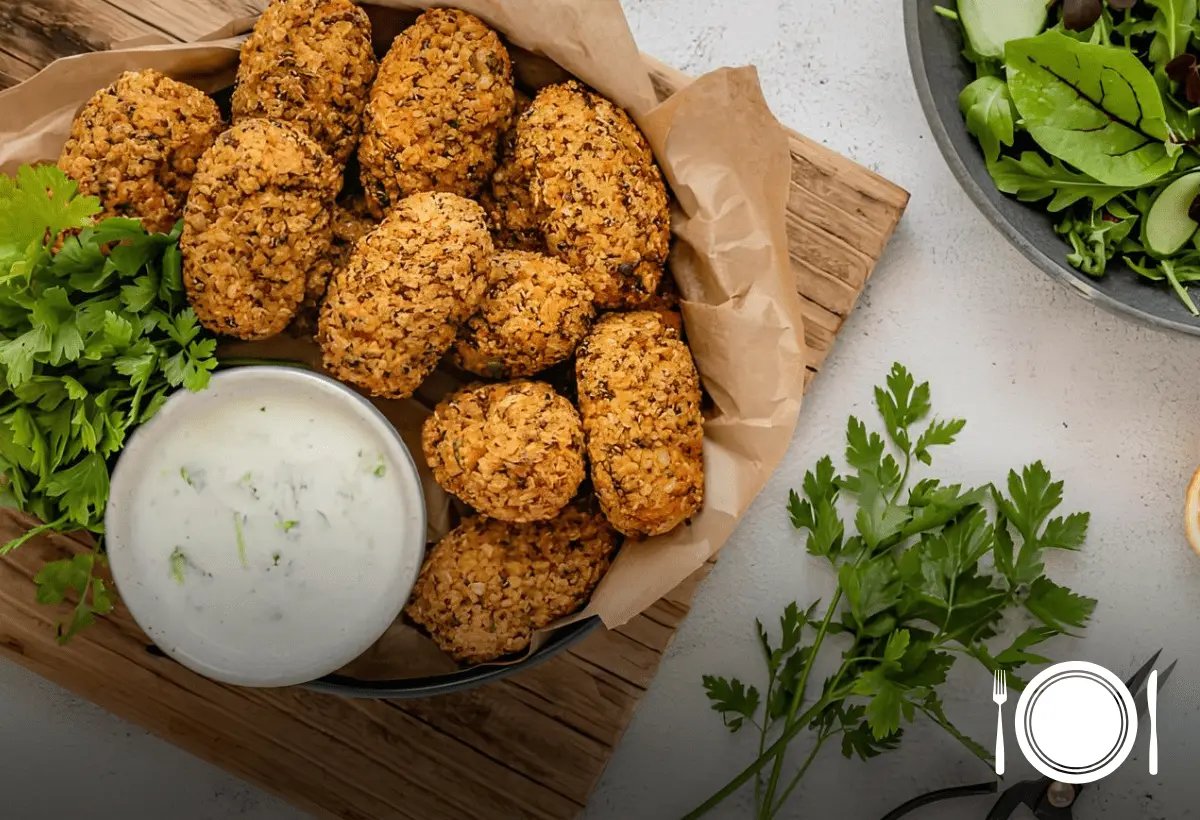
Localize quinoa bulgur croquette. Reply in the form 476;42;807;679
231;0;377;166
452;250;594;378
318;191;493;398
57;69;224;235
182;119;339;340
358;8;515;214
291;195;380;336
516;81;671;308
423;381;586;522
478;91;542;251
405;506;618;663
576;311;704;537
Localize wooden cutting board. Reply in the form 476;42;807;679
0;4;910;819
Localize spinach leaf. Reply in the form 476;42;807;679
986;152;1126;211
1005;31;1177;187
960;77;1015;163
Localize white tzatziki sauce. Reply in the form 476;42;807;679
105;367;425;687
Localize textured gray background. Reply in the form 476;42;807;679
4;0;1200;817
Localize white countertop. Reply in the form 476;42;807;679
5;1;1200;818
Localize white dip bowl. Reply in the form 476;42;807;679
105;366;426;687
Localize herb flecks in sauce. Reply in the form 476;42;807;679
233;512;249;569
374;454;387;477
277;520;299;532
169;547;187;585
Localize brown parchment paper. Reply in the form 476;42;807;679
0;0;806;677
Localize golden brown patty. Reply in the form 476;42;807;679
358;8;515;214
576;311;704;537
452;250;594;379
479;90;541;251
318;191;493;398
422;381;586;522
232;0;377;166
516;81;671;308
182;119;339;340
405;505;618;663
58;69;224;235
292;195;381;336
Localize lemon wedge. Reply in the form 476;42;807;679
1186;466;1200;556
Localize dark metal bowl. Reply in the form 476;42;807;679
903;0;1200;336
305;617;600;699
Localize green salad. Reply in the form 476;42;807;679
940;0;1200;314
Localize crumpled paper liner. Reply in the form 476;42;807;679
0;0;805;679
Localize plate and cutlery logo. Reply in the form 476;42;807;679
991;659;1172;783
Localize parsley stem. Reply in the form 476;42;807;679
759;587;843;815
768;730;832;816
682;698;830;820
890;451;912;507
754;666;778;810
0;514;69;556
683;683;855;820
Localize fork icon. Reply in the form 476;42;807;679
993;670;1008;776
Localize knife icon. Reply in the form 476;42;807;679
1149;669;1158;776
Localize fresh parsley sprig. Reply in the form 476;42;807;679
0;164;218;641
685;364;1096;820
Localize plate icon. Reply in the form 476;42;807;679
1014;661;1138;785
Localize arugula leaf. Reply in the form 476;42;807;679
986;152;1128;213
959;76;1015;163
1005;31;1176;187
1146;0;1196;72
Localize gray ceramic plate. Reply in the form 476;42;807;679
904;0;1200;336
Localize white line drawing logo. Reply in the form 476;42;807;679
992;670;1007;775
1148;668;1159;776
1013;661;1139;784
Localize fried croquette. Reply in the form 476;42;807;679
232;0;377;166
291;195;381;336
318;191;493;398
358;8;515;214
479;90;541;251
516;81;671;308
58;69;224;235
405;505;618;663
576;311;704;537
423;381;586;522
452;250;594;378
182;119;339;340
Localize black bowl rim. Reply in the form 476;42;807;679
902;0;1200;338
303;616;601;699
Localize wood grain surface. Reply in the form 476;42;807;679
0;3;909;818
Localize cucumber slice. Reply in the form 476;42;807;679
1144;172;1200;257
958;0;1048;60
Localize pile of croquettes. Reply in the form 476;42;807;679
57;0;705;665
